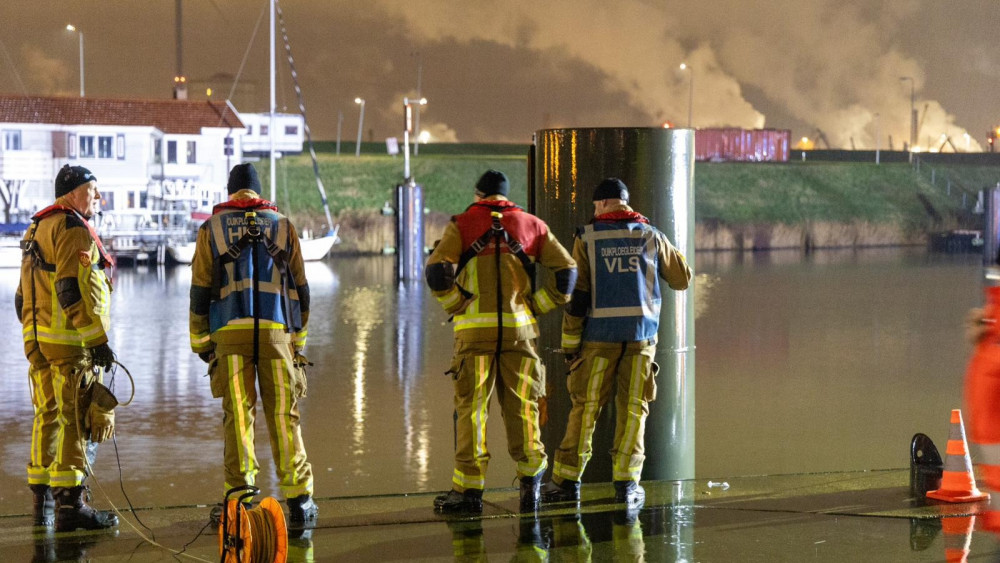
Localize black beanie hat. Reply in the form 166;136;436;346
592;177;629;202
227;163;262;195
55;165;96;198
475;170;510;198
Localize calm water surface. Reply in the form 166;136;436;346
0;248;983;512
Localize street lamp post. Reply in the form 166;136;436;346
66;25;84;97
354;98;365;158
874;113;881;165
413;52;423;155
900;76;915;152
402;97;426;181
679;63;693;128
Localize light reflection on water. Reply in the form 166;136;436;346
0;248;986;514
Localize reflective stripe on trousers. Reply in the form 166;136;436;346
219;344;313;498
553;342;656;483
450;339;547;491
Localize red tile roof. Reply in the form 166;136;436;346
0;94;244;134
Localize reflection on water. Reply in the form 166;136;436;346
397;280;431;488
342;285;384;469
0;248;988;514
442;506;696;561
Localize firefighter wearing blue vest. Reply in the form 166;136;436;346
15;165;119;532
189;163;317;529
425;170;577;513
540;178;691;508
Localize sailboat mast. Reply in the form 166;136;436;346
269;0;276;202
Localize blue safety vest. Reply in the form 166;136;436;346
579;220;662;342
205;206;303;334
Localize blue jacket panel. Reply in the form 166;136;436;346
580;221;662;343
205;208;303;333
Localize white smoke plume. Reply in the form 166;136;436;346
370;0;980;150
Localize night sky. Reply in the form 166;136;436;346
2;1;997;151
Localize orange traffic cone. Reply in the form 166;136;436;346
927;409;990;503
940;515;975;563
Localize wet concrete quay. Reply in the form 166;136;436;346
1;468;997;561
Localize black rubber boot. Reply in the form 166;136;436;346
519;474;542;513
53;486;118;532
540;479;580;503
613;480;645;509
433;489;483;513
286;494;319;530
30;484;55;527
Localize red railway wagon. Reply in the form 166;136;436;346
694;128;790;162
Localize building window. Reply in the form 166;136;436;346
116;134;125;160
285;125;298;136
167;140;177;164
153;139;162;164
246;125;253;136
3;130;21;150
260;125;269;136
79;136;95;158
68;134;77;158
186;140;197;164
224;136;234;156
98;136;113;159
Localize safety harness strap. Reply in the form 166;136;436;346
210;211;299;362
456;209;533;276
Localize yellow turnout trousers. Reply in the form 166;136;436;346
25;343;97;488
213;341;313;498
552;341;657;483
449;339;547;491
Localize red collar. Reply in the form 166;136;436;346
593;211;649;224
33;204;79;221
212;198;278;214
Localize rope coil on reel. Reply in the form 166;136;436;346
219;486;287;563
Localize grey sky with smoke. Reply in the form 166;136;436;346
1;1;996;151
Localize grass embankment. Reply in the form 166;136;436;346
257;153;999;253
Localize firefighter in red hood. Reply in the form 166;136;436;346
425;170;577;513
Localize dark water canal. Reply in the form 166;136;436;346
0;248;984;511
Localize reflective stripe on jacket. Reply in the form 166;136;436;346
189;190;309;351
426;196;576;343
15;204;111;348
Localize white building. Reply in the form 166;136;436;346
0;94;246;231
240;112;305;156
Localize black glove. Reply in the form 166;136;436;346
89;342;114;371
198;350;215;363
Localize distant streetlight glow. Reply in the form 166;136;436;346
354;97;366;158
418;130;431;144
66;24;84;97
679;63;693;128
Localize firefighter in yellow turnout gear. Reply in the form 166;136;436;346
425;170;577;513
541;178;691;508
189;163;317;529
15;165;119;532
